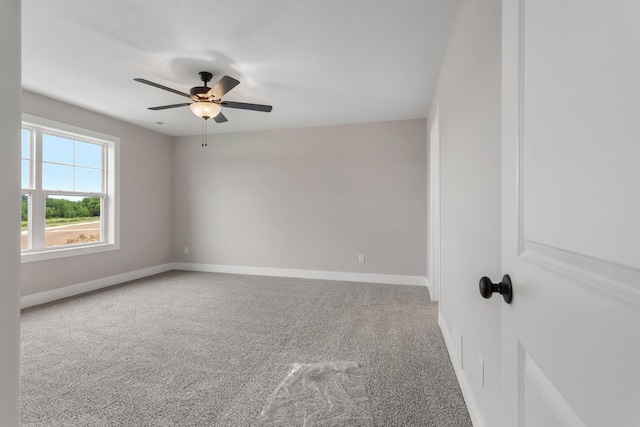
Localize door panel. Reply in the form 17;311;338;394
502;1;640;426
522;348;585;427
521;1;640;269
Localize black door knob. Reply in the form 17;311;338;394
479;274;513;304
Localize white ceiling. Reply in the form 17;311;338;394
22;1;459;137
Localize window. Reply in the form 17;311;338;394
21;114;119;262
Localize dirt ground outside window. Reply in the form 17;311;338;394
21;221;101;249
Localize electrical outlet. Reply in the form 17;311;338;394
358;254;365;263
479;355;484;387
184;246;189;255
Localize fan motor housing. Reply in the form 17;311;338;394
190;86;210;97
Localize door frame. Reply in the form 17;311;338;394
428;104;441;301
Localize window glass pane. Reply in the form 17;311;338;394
21;194;30;250
75;141;102;168
22;159;30;189
42;163;74;191
45;195;101;247
43;133;74;164
22;129;30;159
75;167;102;192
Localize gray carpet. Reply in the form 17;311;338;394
20;271;472;426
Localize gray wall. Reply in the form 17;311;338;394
21;91;175;297
173;119;427;276
428;0;502;425
0;1;21;424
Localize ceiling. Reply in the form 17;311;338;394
22;1;459;137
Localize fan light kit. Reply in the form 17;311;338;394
189;102;221;120
134;71;273;146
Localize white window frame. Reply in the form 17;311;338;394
21;114;120;263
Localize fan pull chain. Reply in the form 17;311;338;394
201;119;208;147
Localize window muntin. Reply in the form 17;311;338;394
21;115;119;262
41;134;104;192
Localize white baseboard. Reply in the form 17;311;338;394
21;262;428;308
171;262;429;288
425;277;434;301
20;263;174;309
439;312;485;427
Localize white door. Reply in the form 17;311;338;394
501;1;640;426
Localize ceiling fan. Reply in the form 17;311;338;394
134;71;273;123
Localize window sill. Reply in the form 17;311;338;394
21;242;119;263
